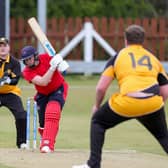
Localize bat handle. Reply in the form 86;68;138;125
62;71;67;76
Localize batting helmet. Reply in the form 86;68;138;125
21;46;38;60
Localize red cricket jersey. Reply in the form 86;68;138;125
22;53;64;95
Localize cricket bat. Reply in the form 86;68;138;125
27;17;69;71
28;17;56;57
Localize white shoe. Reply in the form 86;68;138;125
72;164;90;168
40;146;52;153
20;143;28;149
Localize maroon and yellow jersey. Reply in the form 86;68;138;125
102;44;168;117
22;53;64;95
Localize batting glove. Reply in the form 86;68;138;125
49;54;63;71
58;60;69;72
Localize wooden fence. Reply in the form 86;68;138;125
10;17;168;61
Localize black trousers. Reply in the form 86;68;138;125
87;102;168;168
0;93;27;147
0;93;26;119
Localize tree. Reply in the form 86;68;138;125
10;0;167;18
148;0;168;17
10;0;37;18
47;0;157;18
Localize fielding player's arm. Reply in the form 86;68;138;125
93;57;115;113
95;75;113;108
160;84;168;101
158;73;168;101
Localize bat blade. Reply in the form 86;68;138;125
28;17;56;56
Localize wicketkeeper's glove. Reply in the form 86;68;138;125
0;76;11;86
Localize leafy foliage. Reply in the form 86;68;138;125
10;0;167;18
10;0;37;18
47;0;157;18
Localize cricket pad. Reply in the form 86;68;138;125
41;101;61;150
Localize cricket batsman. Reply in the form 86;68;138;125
21;45;68;153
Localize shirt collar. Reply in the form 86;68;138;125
0;54;10;63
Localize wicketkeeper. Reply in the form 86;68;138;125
21;45;69;153
0;37;27;149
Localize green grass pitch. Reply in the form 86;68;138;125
0;75;167;156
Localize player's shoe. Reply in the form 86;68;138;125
20;143;28;149
38;127;44;137
40;146;53;153
72;164;90;168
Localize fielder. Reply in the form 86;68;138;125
73;25;168;168
21;45;68;153
0;37;27;149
